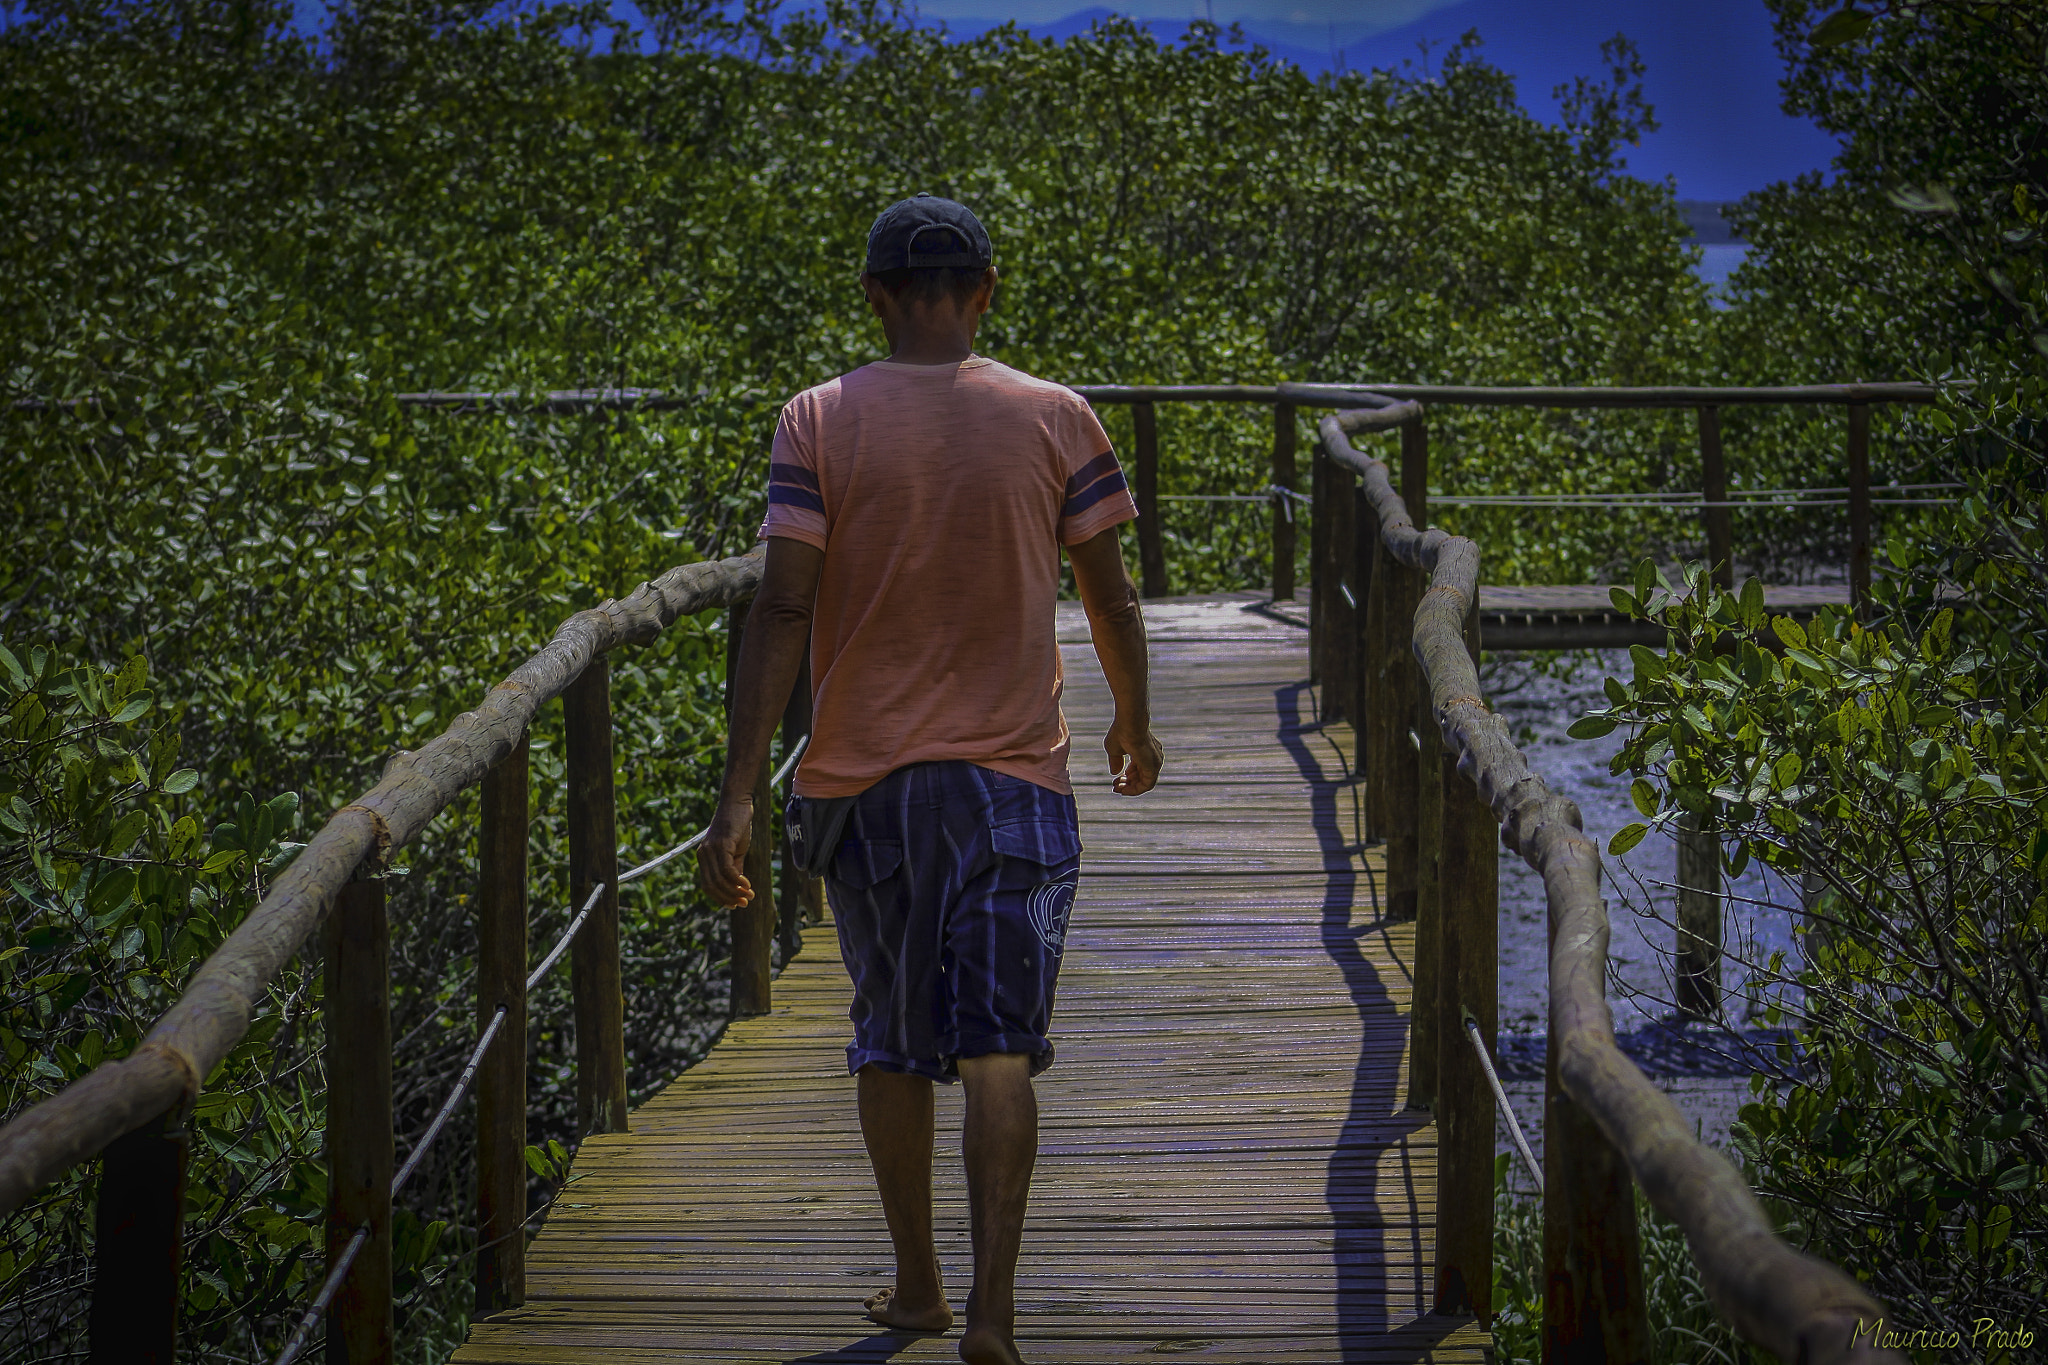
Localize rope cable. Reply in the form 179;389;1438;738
271;1223;370;1365
616;733;807;887
1156;483;1961;511
1466;1015;1543;1195
393;1006;507;1198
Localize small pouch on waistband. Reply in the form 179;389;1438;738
787;793;861;878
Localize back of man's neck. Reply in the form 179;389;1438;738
886;342;976;366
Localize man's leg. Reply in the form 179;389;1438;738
955;1052;1038;1365
856;1063;953;1332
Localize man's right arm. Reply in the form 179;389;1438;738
1066;524;1163;796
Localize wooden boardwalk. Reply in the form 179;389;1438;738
1477;582;1849;648
455;593;1491;1364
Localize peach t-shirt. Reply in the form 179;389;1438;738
758;356;1138;798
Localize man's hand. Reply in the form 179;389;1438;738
1105;715;1163;796
695;795;756;908
1068;524;1159;796
697;535;823;912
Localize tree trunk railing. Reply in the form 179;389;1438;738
1316;397;1904;1365
0;378;1937;1362
0;547;800;1361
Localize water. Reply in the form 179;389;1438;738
1484;647;1805;1188
1488;647;1806;1035
1692;242;1751;308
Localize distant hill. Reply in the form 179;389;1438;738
1677;201;1742;243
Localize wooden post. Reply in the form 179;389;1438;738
1400;415;1428;532
475;733;528;1315
1699;405;1734;590
1676;807;1721;1021
1272;402;1297;601
1327;462;1357;726
1309;445;1327;684
1381;416;1429;926
1411;667;1443;1113
777;645;823;954
1847;403;1871;619
89;1106;186;1364
1544;899;1651;1361
1351;482;1377;775
1433;597;1496;1320
1133;402;1168;599
565;658;629;1137
1382;556;1424;926
748;753;775;972
725;602;775;1017
324;875;393;1365
1362;529;1390;848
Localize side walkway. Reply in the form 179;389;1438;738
455;593;1490;1364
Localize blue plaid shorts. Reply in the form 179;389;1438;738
819;760;1081;1083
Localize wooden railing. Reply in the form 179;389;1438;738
1313;396;1904;1364
1071;381;1937;617
0;377;1937;1362
0;550;819;1360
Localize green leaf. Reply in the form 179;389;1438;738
1738;576;1763;623
87;867;137;918
1608;586;1640;616
1567;715;1618;740
1629;778;1658;818
264;842;308;875
1608;823;1649;856
105;809;150;855
1633;558;1657;604
1885;182;1960;214
201;850;244;875
1810;7;1873;48
1773;752;1804;790
162;769;200;795
1771;617;1807;650
1628;644;1666;680
1990;1163;2035;1192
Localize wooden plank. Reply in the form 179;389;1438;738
454;596;1483;1365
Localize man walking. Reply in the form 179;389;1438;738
696;193;1163;1365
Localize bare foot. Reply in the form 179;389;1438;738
864;1286;953;1333
959;1324;1027;1365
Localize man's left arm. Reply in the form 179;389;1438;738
696;535;825;908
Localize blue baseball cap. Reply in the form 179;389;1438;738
865;193;993;273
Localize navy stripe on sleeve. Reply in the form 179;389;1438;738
769;461;820;492
768;484;826;514
1061;468;1130;519
1063;451;1121;498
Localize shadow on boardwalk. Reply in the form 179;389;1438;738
1275;681;1435;1356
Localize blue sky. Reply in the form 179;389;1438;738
910;0;1841;201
